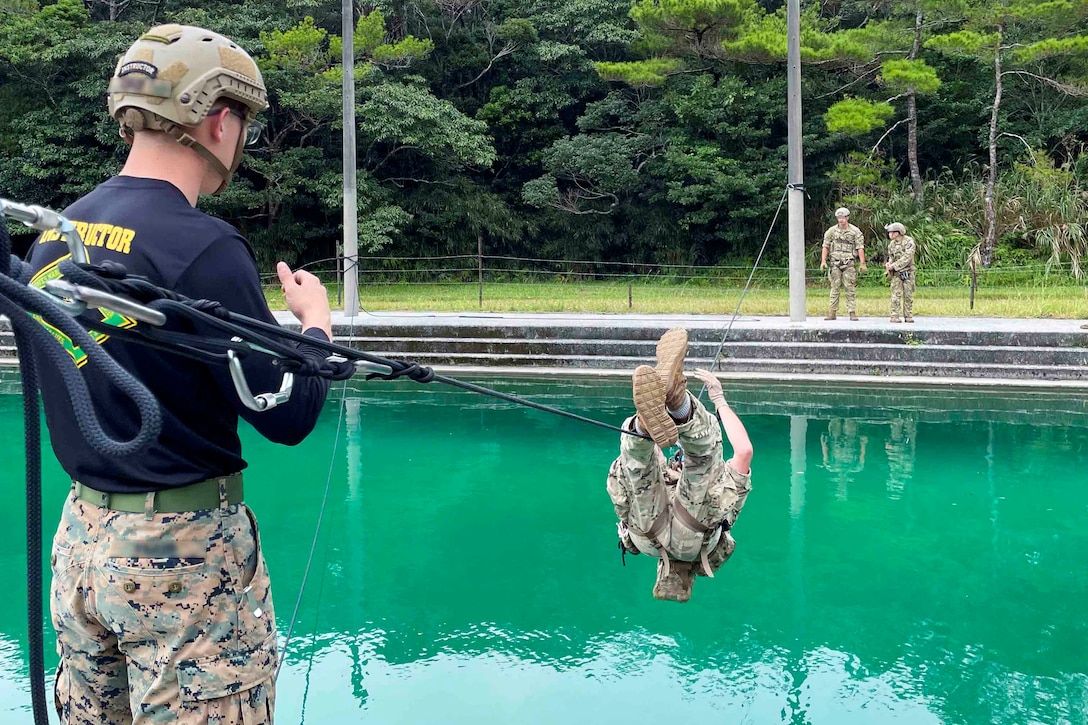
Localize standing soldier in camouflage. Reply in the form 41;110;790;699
820;207;867;321
884;222;917;323
606;329;753;603
27;25;333;724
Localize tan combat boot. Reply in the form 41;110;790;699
655;328;689;413
890;317;901;323
904;317;914;323
849;312;859;321
824;311;837;320
632;365;677;448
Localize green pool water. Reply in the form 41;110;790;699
1;378;1086;724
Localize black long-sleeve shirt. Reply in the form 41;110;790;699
26;176;331;493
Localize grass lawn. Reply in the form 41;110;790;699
264;281;1088;319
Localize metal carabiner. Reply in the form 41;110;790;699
0;198;88;265
226;339;294;412
3;198;92;319
25;284;87;317
44;280;166;326
325;354;393;378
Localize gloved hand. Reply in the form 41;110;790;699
692;368;726;407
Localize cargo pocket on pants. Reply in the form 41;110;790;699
177;633;277;724
235;506;276;652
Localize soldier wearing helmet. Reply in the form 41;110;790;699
607;330;753;603
884;222;917;323
820;207;867;321
29;25;333;723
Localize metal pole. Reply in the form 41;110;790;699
478;234;483;307
786;0;806;322
789;414;807;518
342;0;359;317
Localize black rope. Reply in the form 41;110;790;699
54;259;649;439
11;311;47;725
2;223;165;725
1;221;46;725
0;268;162;456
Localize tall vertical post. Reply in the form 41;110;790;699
477;233;484;307
789;415;807;519
786;0;806;322
342;0;360;317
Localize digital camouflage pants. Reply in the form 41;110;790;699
828;261;857;314
51;484;277;724
890;273;915;319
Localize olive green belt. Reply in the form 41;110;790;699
73;474;244;513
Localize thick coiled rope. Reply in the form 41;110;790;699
1;224;162;725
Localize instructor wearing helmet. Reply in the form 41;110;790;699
884;222;917;323
27;25;332;724
820;207;867;321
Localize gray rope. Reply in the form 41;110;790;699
697;186;788;404
277;314;355;681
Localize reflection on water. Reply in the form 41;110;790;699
0;379;1086;724
821;418;869;500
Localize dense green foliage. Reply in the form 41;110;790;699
1;0;1087;274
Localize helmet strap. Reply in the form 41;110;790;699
163;123;237;195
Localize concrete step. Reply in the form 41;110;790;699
368;350;1088;381
5;333;1086;374
4;314;1087;383
334;336;1088;366
323;322;1088;348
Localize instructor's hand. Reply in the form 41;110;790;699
692;368;726;405
277;262;332;339
860;263;867;273
820;260;827;270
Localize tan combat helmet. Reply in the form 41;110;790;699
107;24;269;193
885;222;907;234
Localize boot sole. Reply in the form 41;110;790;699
632;365;677;448
655;328;689;408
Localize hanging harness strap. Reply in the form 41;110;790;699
627;506;672;578
671;502;719;578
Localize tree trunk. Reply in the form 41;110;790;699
983;28;1003;267
906;5;923;205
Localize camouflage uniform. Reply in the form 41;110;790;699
823;224;865;314
51;479;276;724
887;234;917;320
885;419;916;501
821;418;867;501
606;395;751;576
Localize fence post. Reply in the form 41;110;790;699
478;234;483;308
628;279;632;309
336;254;343;307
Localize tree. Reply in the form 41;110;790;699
823;1;946;204
927;0;1088;265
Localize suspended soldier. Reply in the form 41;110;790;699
606;329;753;602
28;25;333;724
884;222;917;323
820;207;867;321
